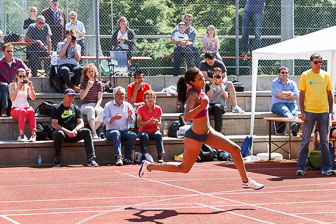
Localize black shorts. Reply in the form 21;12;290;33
184;127;209;142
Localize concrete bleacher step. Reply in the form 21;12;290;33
30;77;278;113
29;92;179;113
0;112;280;140
0;135;302;166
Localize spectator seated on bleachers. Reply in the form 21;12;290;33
136;90;165;163
66;11;86;56
51;88;99;167
0;43;31;117
171;21;194;76
57;29;83;92
111;16;135;61
103;86;137;166
79;64;104;139
24;15;52;77
8;68;37;142
171;14;200;76
271;66;299;136
200;52;245;114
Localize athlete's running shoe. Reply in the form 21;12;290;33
139;160;151;178
242;178;264;190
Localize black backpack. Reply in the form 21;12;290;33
168;114;189;138
35;100;56;116
232;80;245;92
4;31;21;42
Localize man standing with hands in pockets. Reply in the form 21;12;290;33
296;53;334;176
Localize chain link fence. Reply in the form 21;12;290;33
1;0;335;77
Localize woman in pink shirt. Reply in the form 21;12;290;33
136;90;165;163
8;68;37;142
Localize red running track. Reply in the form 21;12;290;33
0;160;335;224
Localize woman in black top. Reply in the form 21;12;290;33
24;7;38;32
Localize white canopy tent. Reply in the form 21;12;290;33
250;26;336;154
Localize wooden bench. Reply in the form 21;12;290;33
162;55;252;60
264;117;303;160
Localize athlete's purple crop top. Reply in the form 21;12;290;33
188;87;208;118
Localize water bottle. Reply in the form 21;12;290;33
163;122;168;137
37;153;42;167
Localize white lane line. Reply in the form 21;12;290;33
75;193;204;224
0;193;197;204
76;173;274;224
195;203;273;224
119;172;327;224
0;215;20;224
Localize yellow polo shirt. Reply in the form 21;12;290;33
298;69;331;113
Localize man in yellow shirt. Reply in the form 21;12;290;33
296;53;334;176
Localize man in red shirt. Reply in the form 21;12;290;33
0;43;30;116
127;71;152;109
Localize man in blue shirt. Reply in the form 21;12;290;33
271;66;299;135
241;0;266;57
103;86;137;166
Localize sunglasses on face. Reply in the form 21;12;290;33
38;22;45;25
6;50;13;53
313;61;322;64
18;75;26;79
280;71;289;74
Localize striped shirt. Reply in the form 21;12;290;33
80;79;102;105
0;57;30;84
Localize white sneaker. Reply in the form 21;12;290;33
139;160;151;178
28;134;37;142
17;135;27;142
92;134;99;140
115;158;123;166
242;178;264;190
232;106;245;114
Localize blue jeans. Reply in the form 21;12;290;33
138;131;165;155
297;112;332;171
271;102;298;131
0;83;9;109
241;10;264;53
106;129;137;158
173;45;194;76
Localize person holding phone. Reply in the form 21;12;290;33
8;68;37;142
205;67;228;133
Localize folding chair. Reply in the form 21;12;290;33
108;51;138;87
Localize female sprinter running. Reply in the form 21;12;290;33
139;67;264;190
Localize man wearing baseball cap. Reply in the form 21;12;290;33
51;88;98;167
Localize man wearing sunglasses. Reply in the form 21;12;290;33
0;43;30;116
296;53;335;176
271;66;299;136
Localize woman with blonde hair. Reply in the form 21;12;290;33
203;25;222;61
9;68;37;142
79;64;104;139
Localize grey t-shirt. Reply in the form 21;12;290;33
205;83;227;104
57;41;81;65
26;23;52;47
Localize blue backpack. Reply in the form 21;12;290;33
241;136;252;158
